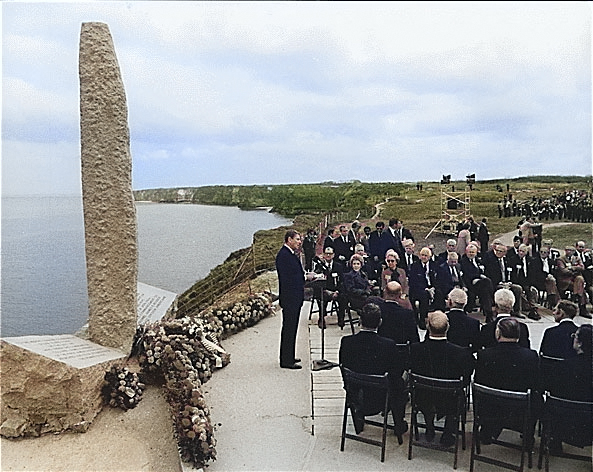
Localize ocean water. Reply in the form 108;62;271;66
1;196;290;337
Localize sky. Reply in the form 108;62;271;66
2;1;591;195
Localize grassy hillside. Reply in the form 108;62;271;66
137;176;592;317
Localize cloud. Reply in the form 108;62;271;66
2;1;591;194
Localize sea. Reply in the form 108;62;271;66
1;196;291;338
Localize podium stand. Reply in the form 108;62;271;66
308;277;338;371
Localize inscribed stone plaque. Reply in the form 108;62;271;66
137;282;177;325
1;335;125;369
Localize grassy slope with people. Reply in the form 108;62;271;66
134;176;592;317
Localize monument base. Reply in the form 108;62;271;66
0;335;126;438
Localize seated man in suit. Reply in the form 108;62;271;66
311;246;348;328
445;288;481;352
436;238;458;264
410;311;475;447
482;242;524;318
540;300;579;359
434;251;464;311
474;317;542;447
375;281;420;345
479;288;531;349
339;303;409;435
408;246;438;330
545;324;592;454
460;243;494;321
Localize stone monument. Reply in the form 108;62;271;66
1;22;136;438
79;21;138;352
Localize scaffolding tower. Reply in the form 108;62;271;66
426;183;472;238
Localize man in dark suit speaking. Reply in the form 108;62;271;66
276;230;316;369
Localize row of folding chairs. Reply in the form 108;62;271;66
339;366;592;471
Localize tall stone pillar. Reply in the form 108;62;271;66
79;22;137;352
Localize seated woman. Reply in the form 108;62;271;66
344;254;375;312
381;250;408;292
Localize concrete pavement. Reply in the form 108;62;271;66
201;299;592;472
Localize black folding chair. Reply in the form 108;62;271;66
407;373;467;469
470;382;533;472
537;392;592;472
339;366;401;462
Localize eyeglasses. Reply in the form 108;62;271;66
386;259;396;262
571;332;578;339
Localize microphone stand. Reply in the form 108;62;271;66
311;276;338;371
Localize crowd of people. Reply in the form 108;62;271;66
498;189;593;223
275;214;592;454
311;217;592;330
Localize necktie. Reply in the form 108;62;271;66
500;258;506;282
408;255;412;266
523;259;527;277
451;266;458;282
424;264;431;285
542;258;549;273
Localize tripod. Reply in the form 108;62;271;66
310;277;339;371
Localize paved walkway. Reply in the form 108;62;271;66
199;299;592;472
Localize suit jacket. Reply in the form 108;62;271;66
410;337;475;383
375;298;420;346
479;315;531;349
474;342;540;393
275;245;305;309
408;260;437;298
435;261;464;296
312;258;345;293
483;252;513;286
539;320;578;359
368;230;390;260
550;353;592;402
531;256;556;291
446;308;481;352
340;330;406;413
460;254;484;287
333;234;355;262
385;228;405;259
510;256;537;288
410;338;475;414
400;253;420;274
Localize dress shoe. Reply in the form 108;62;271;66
280;363;302;369
439;433;456;448
425;426;436;442
317;318;326;329
527;308;541;320
293;358;301;363
337;317;345;329
394;419;408;436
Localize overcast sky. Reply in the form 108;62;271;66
2;1;591;195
